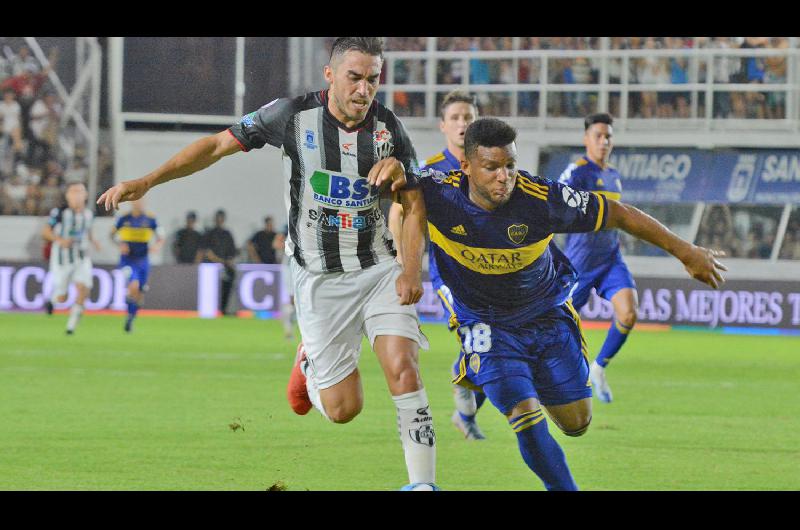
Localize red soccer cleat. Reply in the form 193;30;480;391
287;342;312;415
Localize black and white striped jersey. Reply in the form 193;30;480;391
48;206;94;265
227;90;420;274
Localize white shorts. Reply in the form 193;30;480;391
291;258;429;390
281;256;295;298
49;252;93;298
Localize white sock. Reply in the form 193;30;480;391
453;384;477;417
393;388;436;485
67;304;83;331
302;360;330;421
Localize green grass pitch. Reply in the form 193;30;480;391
1;312;798;491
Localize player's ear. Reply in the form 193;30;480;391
323;64;334;85
460;157;470;174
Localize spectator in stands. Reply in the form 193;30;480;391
764;37;789;119
1;172;28;214
247;216;278;264
200;209;237;315
739;37;768;119
635;38;669;119
10;45;40;76
696;204;741;257
778;215;800;260
63;156;88;184
0;88;24;177
669;56;690;118
173;210;202;264
38;173;62;215
27;91;61;167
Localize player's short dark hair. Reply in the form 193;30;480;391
264;216;273;224
440;90;477;120
464;118;517;159
330;37;384;63
584;112;613;130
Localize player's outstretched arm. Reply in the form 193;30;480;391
97;131;242;211
396;188;426;305
605;199;728;289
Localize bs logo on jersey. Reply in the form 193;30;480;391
310;170;379;208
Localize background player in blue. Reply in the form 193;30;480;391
407;118;726;490
558;113;635;403
420;91;489;440
111;198;165;333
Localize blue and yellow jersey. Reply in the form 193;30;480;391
115;212;158;259
421;148;462;291
415;168;609;325
558;156;623;271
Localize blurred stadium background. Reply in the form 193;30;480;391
0;36;798;490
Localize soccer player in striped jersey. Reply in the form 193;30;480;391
42;181;100;334
110;199;164;333
409;90;489;440
97;38;438;491
403;118;726;490
558;113;635;403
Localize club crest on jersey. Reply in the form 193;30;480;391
469;353;481;373
373;128;393;160
507;224;528;245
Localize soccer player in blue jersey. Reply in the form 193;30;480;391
420;91;489;440
111;199;164;333
558;113;634;403
403;118;726;490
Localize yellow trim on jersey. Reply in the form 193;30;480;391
451;355;482;392
594;190;621;201
117;226;154;243
428;222;553;275
437;288;460;330
574;158;589;167
443;173;461;188
593;192;607;232
425;152;446;166
516;175;549;200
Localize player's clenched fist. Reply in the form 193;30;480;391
396;271;423;305
97;178;150;211
680;246;727;289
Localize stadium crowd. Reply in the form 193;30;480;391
384;36;792;121
0;43;102;217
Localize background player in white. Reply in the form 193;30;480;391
42;181;100;334
97;38;438;491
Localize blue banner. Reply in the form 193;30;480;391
540;148;800;204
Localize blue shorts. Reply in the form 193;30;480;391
120;255;150;288
451;302;592;412
570;255;636;312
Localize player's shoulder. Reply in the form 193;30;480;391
516;170;554;201
423;151;447;168
246;92;322;123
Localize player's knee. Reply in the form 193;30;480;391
617;309;637;329
558;415;592;437
326;401;363;424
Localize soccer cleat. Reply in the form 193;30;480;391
65;329;74;335
124;316;133;333
400;483;440;491
45;301;54;315
287;342;312;415
451;410;486;440
590;360;613;403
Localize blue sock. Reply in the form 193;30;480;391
126;297;139;320
595;318;633;367
510;409;578;491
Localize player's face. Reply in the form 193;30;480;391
65;184;87;209
584;123;613;165
463;143;518;211
131;199;145;215
324;50;382;125
439;102;477;151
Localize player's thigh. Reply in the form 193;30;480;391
481;375;540;417
531;306;593;408
73;259;93;293
291;260;367;394
49;264;73;300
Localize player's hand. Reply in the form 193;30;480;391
368;157;406;192
396;270;423;306
680;246;727;289
119;243;130;255
97;178;149;211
